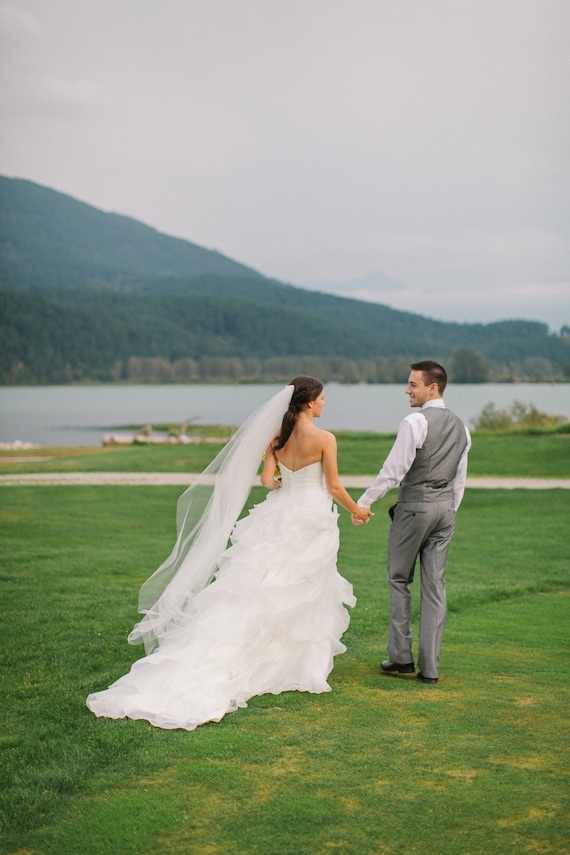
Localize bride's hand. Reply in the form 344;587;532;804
352;508;373;525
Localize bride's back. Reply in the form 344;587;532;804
275;422;326;473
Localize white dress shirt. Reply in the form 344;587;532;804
358;399;471;512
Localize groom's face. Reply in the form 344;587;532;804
406;371;433;408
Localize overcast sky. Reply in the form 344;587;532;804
1;0;569;329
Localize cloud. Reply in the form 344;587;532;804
0;3;106;118
0;3;43;43
313;271;570;330
2;76;106;117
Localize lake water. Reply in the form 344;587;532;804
0;383;569;446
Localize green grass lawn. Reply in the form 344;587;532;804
1;430;570;477
1;478;569;854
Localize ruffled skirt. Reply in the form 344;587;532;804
86;488;355;730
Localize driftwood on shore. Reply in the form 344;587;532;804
102;422;231;446
102;434;229;446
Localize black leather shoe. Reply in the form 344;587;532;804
381;660;415;674
417;672;438;684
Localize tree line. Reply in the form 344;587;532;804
4;349;567;387
1;285;569;385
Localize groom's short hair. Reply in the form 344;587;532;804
411;360;448;395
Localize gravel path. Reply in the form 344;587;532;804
0;472;568;489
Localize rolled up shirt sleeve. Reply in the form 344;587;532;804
357;414;428;508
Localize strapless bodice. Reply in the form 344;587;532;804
277;460;327;497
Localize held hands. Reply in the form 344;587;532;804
352;507;373;526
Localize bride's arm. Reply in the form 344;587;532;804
260;442;282;490
321;433;372;522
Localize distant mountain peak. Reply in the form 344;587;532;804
302;270;409;304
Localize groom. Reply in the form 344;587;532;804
352;360;471;684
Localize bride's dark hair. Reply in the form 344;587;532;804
273;375;324;451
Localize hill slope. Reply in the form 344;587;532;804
1;177;568;384
0;176;262;287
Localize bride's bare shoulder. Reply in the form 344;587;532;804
317;428;337;446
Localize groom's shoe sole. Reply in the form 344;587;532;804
417;672;438;684
381;660;416;674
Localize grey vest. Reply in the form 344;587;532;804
398;407;467;504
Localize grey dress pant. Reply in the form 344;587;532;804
386;500;456;678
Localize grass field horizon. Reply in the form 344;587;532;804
1;433;568;854
1;429;569;478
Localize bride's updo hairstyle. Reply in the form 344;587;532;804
273;375;324;450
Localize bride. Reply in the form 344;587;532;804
86;376;372;730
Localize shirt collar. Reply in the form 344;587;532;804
422;399;446;410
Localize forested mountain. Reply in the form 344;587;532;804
0;176;261;287
1;176;568;384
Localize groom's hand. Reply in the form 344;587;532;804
352;513;364;526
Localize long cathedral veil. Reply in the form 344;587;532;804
128;384;294;653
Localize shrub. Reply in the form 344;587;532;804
473;400;568;432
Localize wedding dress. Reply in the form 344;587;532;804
86;460;356;730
